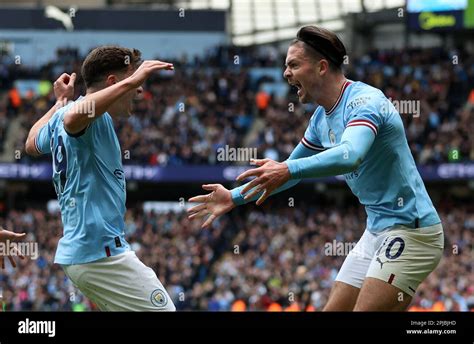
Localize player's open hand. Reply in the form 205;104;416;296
54;72;76;104
187;184;235;229
0;227;26;269
236;158;291;205
128;60;174;88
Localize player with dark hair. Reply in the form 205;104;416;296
188;26;444;311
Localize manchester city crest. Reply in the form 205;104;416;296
150;288;168;307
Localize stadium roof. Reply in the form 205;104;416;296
116;0;405;45
188;0;405;45
2;0;406;45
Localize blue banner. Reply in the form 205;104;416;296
1;162;473;183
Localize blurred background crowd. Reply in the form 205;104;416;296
1;43;473;312
1;198;472;311
1;45;473;166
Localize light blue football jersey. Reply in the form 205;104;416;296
35;97;130;264
301;80;441;232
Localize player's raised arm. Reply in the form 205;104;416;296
63;60;173;135
25;72;76;156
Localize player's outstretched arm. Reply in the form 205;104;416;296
63;60;173;135
25;72;76;156
233;140;324;205
230;142;315;206
236;125;375;205
187;143;317;228
285;125;375;179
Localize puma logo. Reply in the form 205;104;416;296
376;257;385;269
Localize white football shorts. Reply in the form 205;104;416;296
335;223;444;297
62;251;176;311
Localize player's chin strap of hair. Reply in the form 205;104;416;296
296;37;342;68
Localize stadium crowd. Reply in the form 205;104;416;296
0;199;472;311
0;44;472;312
0;45;473;165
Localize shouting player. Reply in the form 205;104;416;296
25;46;176;311
187;26;444;311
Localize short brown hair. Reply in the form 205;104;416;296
291;26;347;71
81;45;142;88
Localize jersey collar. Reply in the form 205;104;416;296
325;79;352;116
